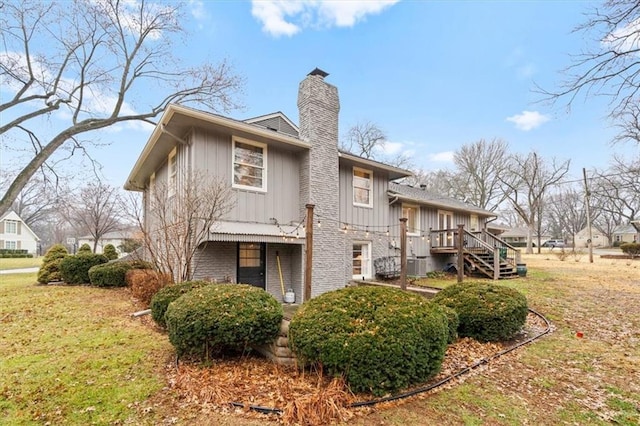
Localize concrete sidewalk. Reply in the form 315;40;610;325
0;267;39;275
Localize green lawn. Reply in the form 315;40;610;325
0;257;42;270
0;273;173;425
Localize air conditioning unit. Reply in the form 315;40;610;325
407;258;428;276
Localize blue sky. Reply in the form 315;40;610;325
3;0;637;189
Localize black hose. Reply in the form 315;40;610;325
227;307;552;414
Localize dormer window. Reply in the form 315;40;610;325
233;137;267;192
353;167;373;207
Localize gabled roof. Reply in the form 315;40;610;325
244;112;299;137
339;151;413;180
612;223;639;234
387;182;496;217
0;210;40;241
125;104;310;191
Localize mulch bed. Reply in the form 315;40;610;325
164;313;549;425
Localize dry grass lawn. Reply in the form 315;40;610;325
1;253;638;425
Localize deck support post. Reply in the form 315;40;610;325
304;204;314;301
457;224;464;283
400;218;408;290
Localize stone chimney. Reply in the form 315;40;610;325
297;68;342;297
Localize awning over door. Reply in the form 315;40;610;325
208;221;305;244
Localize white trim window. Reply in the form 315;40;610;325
5;220;18;234
5;241;17;250
470;215;479;232
352;242;372;279
233;137;267;191
149;172;156;207
353;167;373;207
168;148;177;197
402;204;420;235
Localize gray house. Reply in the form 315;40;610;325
125;69;511;302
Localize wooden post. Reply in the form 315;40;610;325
583;168;594;264
400;217;408;290
457;224;464;283
304;204;314;302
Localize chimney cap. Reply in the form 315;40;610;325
308;67;329;78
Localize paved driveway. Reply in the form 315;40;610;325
0;267;39;275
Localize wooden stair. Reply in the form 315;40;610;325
463;249;519;280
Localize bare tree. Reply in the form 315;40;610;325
129;171;235;282
341;121;412;168
591;155;640;223
501;152;570;254
453;138;512;211
0;0;242;218
61;182;122;253
544;0;640;145
545;187;589;246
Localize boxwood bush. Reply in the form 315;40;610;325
165;284;283;358
37;244;68;284
620;242;640;258
288;286;449;397
150;280;213;328
88;262;131;287
59;253;109;284
103;244;118;260
432;282;528;342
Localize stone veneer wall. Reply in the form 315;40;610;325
297;71;346;297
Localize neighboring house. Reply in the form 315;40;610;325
77;230;137;256
125;69;506;301
574;227;609;248
501;227;551;247
0;211;40;255
612;224;639;245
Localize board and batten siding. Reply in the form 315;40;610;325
338;163;390;231
189;128;301;225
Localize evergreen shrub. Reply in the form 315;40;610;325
37;244;68;284
127;269;173;307
150;280;212;328
78;243;92;254
103;244;118;260
288;286;449;396
433;281;528;342
165;284;283;358
620;242;640;258
88;262;131;287
59;253;108;284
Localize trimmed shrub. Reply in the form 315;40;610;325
78;243;92;254
620;242;640;258
433;282;528;342
437;304;459;344
165;284;283;358
103;244;118;260
288;286;449;397
128;269;173;307
88;262;131;287
37;244;68;284
59;253;108;284
150;280;212;328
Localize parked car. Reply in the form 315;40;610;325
542;239;566;248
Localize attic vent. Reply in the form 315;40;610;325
308;67;329;78
266;126;278;132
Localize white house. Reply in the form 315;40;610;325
77;230;137;256
574;227;609;248
0;211;40;255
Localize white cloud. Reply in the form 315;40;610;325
603;17;640;53
251;0;399;37
189;0;209;21
428;151;454;163
380;140;403;156
506;110;550;131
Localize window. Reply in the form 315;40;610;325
168;148;177;197
238;243;262;267
149;173;156;206
233;138;267;191
353;168;373;207
470;215;479;232
4;241;17;250
5;220;17;234
402;205;420;235
352;242;371;279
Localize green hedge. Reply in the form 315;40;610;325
103;244;118;260
433;282;528;342
37;244;68;284
288;286;449;397
0;253;34;258
150;281;213;328
165;284;283;358
59;253;109;284
620;242;640;258
88;262;131;287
